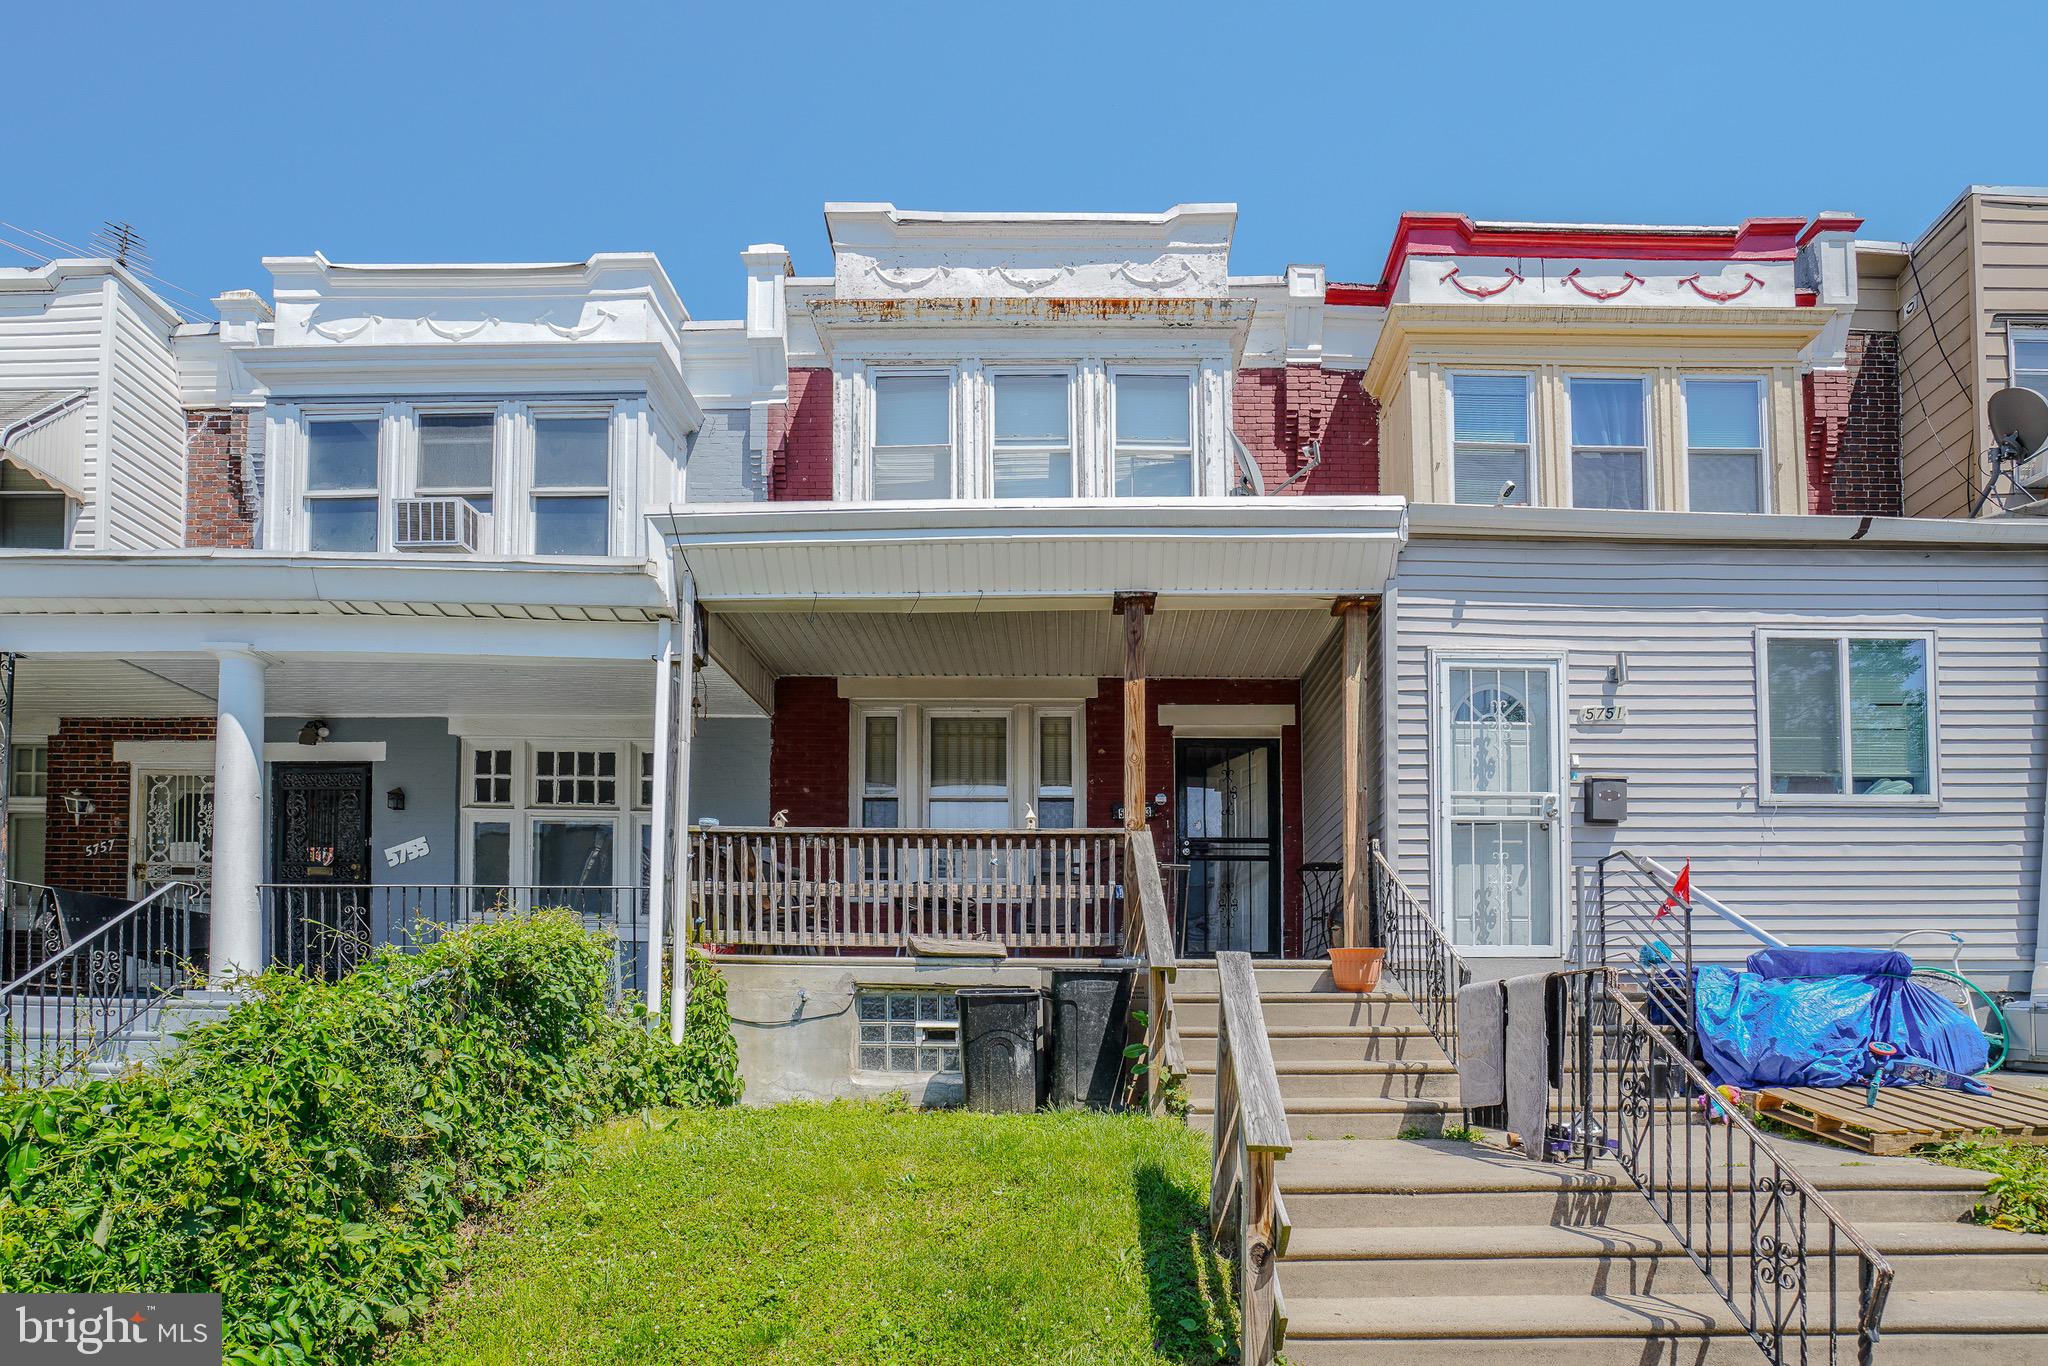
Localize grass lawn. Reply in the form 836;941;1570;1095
392;1101;1235;1365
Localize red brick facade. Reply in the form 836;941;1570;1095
185;409;257;547
1232;364;1378;495
767;677;852;824
45;718;215;896
766;368;835;501
1804;333;1902;516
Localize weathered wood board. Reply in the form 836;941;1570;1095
1757;1077;2048;1155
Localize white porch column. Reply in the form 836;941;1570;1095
645;620;675;1025
209;643;266;982
667;574;698;1045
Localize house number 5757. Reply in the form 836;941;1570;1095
85;838;119;858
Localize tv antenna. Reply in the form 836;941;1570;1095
89;220;149;269
1971;386;2048;517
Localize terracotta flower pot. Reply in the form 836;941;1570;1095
1329;946;1386;993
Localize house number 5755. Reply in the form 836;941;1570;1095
85;838;119;858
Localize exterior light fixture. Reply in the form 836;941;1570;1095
386;787;406;812
297;719;330;746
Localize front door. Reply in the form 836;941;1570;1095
270;764;373;975
1174;738;1281;957
1438;660;1565;954
132;769;214;907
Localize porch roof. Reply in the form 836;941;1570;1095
654;497;1408;608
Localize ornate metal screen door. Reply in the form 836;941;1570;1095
1175;738;1281;957
133;770;214;908
270;764;372;976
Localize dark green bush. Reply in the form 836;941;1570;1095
0;912;741;1364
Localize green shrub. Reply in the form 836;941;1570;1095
0;912;740;1364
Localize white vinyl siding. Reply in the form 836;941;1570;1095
1385;536;2047;990
1449;373;1532;505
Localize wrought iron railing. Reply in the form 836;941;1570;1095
1366;839;1466;1061
258;884;649;1003
1297;861;1341;960
1590;851;1699;1051
1548;965;1894;1363
1209;951;1292;1366
3;879;63;986
689;827;1126;952
1;881;204;1086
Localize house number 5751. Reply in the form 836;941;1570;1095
85;838;119;858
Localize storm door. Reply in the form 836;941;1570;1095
1174;738;1281;957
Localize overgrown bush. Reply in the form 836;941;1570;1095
0;912;741;1364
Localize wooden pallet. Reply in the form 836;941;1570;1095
1756;1078;2048;1155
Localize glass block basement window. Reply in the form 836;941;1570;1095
856;988;961;1074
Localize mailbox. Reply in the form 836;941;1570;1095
1583;775;1628;824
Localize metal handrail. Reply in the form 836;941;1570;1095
1552;964;1894;1362
1367;840;1467;1062
2;881;204;1086
1210;951;1291;1366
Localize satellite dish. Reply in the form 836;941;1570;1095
1988;386;2048;459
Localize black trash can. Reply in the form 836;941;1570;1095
1050;968;1135;1110
956;985;1041;1113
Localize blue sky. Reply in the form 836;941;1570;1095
3;0;2038;321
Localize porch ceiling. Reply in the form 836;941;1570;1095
5;655;763;733
718;605;1339;680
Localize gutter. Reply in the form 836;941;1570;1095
1404;502;2048;551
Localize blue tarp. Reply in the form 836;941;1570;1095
1694;946;1988;1090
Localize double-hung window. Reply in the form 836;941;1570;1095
871;373;953;499
417;413;495;518
1568;378;1649;510
1035;714;1076;829
992;373;1073;498
304;417;381;551
0;465;66;548
1451;373;1532;505
1685;379;1765;513
927;715;1010;829
2011;329;2048;400
531;417;610;555
1113;372;1194;496
1762;634;1933;800
861;714;901;828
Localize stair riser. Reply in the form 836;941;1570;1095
1174;966;1337;993
1181;1033;1445;1063
1282;1249;2048;1299
1288;1334;2048;1366
1194;999;1426;1028
1282;1185;1988;1230
1185;1070;1458;1101
1273;1111;1451;1140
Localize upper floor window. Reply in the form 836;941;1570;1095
1684;379;1765;513
0;465;66;549
1112;372;1193;497
1568;378;1649;510
418;413;495;518
1762;634;1933;802
992;373;1073;498
872;373;953;500
304;417;380;551
2011;329;2048;400
1450;373;1531;505
532;417;611;555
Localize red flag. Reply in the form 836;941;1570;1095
1656;861;1692;918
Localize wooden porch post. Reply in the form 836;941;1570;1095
1335;597;1375;948
1115;593;1156;831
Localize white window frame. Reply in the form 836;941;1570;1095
459;739;639;887
923;706;1016;830
528;407;617;556
1446;371;1536;506
2008;324;2048;398
1108;366;1198;498
1681;375;1770;514
987;368;1078;499
867;367;958;501
412;407;500;521
849;701;1086;829
300;410;387;552
0;468;70;549
9;741;50;804
1429;650;1568;958
1755;629;1940;808
1563;374;1653;510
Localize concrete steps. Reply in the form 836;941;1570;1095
1197;960;2048;1362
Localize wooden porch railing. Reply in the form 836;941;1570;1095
1210;951;1292;1366
688;827;1127;951
1121;832;1183;1113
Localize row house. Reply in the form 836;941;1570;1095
5;196;2048;1100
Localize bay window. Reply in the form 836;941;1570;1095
1113;372;1194;496
531;417;611;555
304;417;381;551
1451;373;1531;505
872;372;953;499
417;413;495;517
1568;378;1648;510
992;373;1073;498
1762;634;1933;800
1685;379;1765;513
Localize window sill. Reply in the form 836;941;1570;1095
1756;796;1941;811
